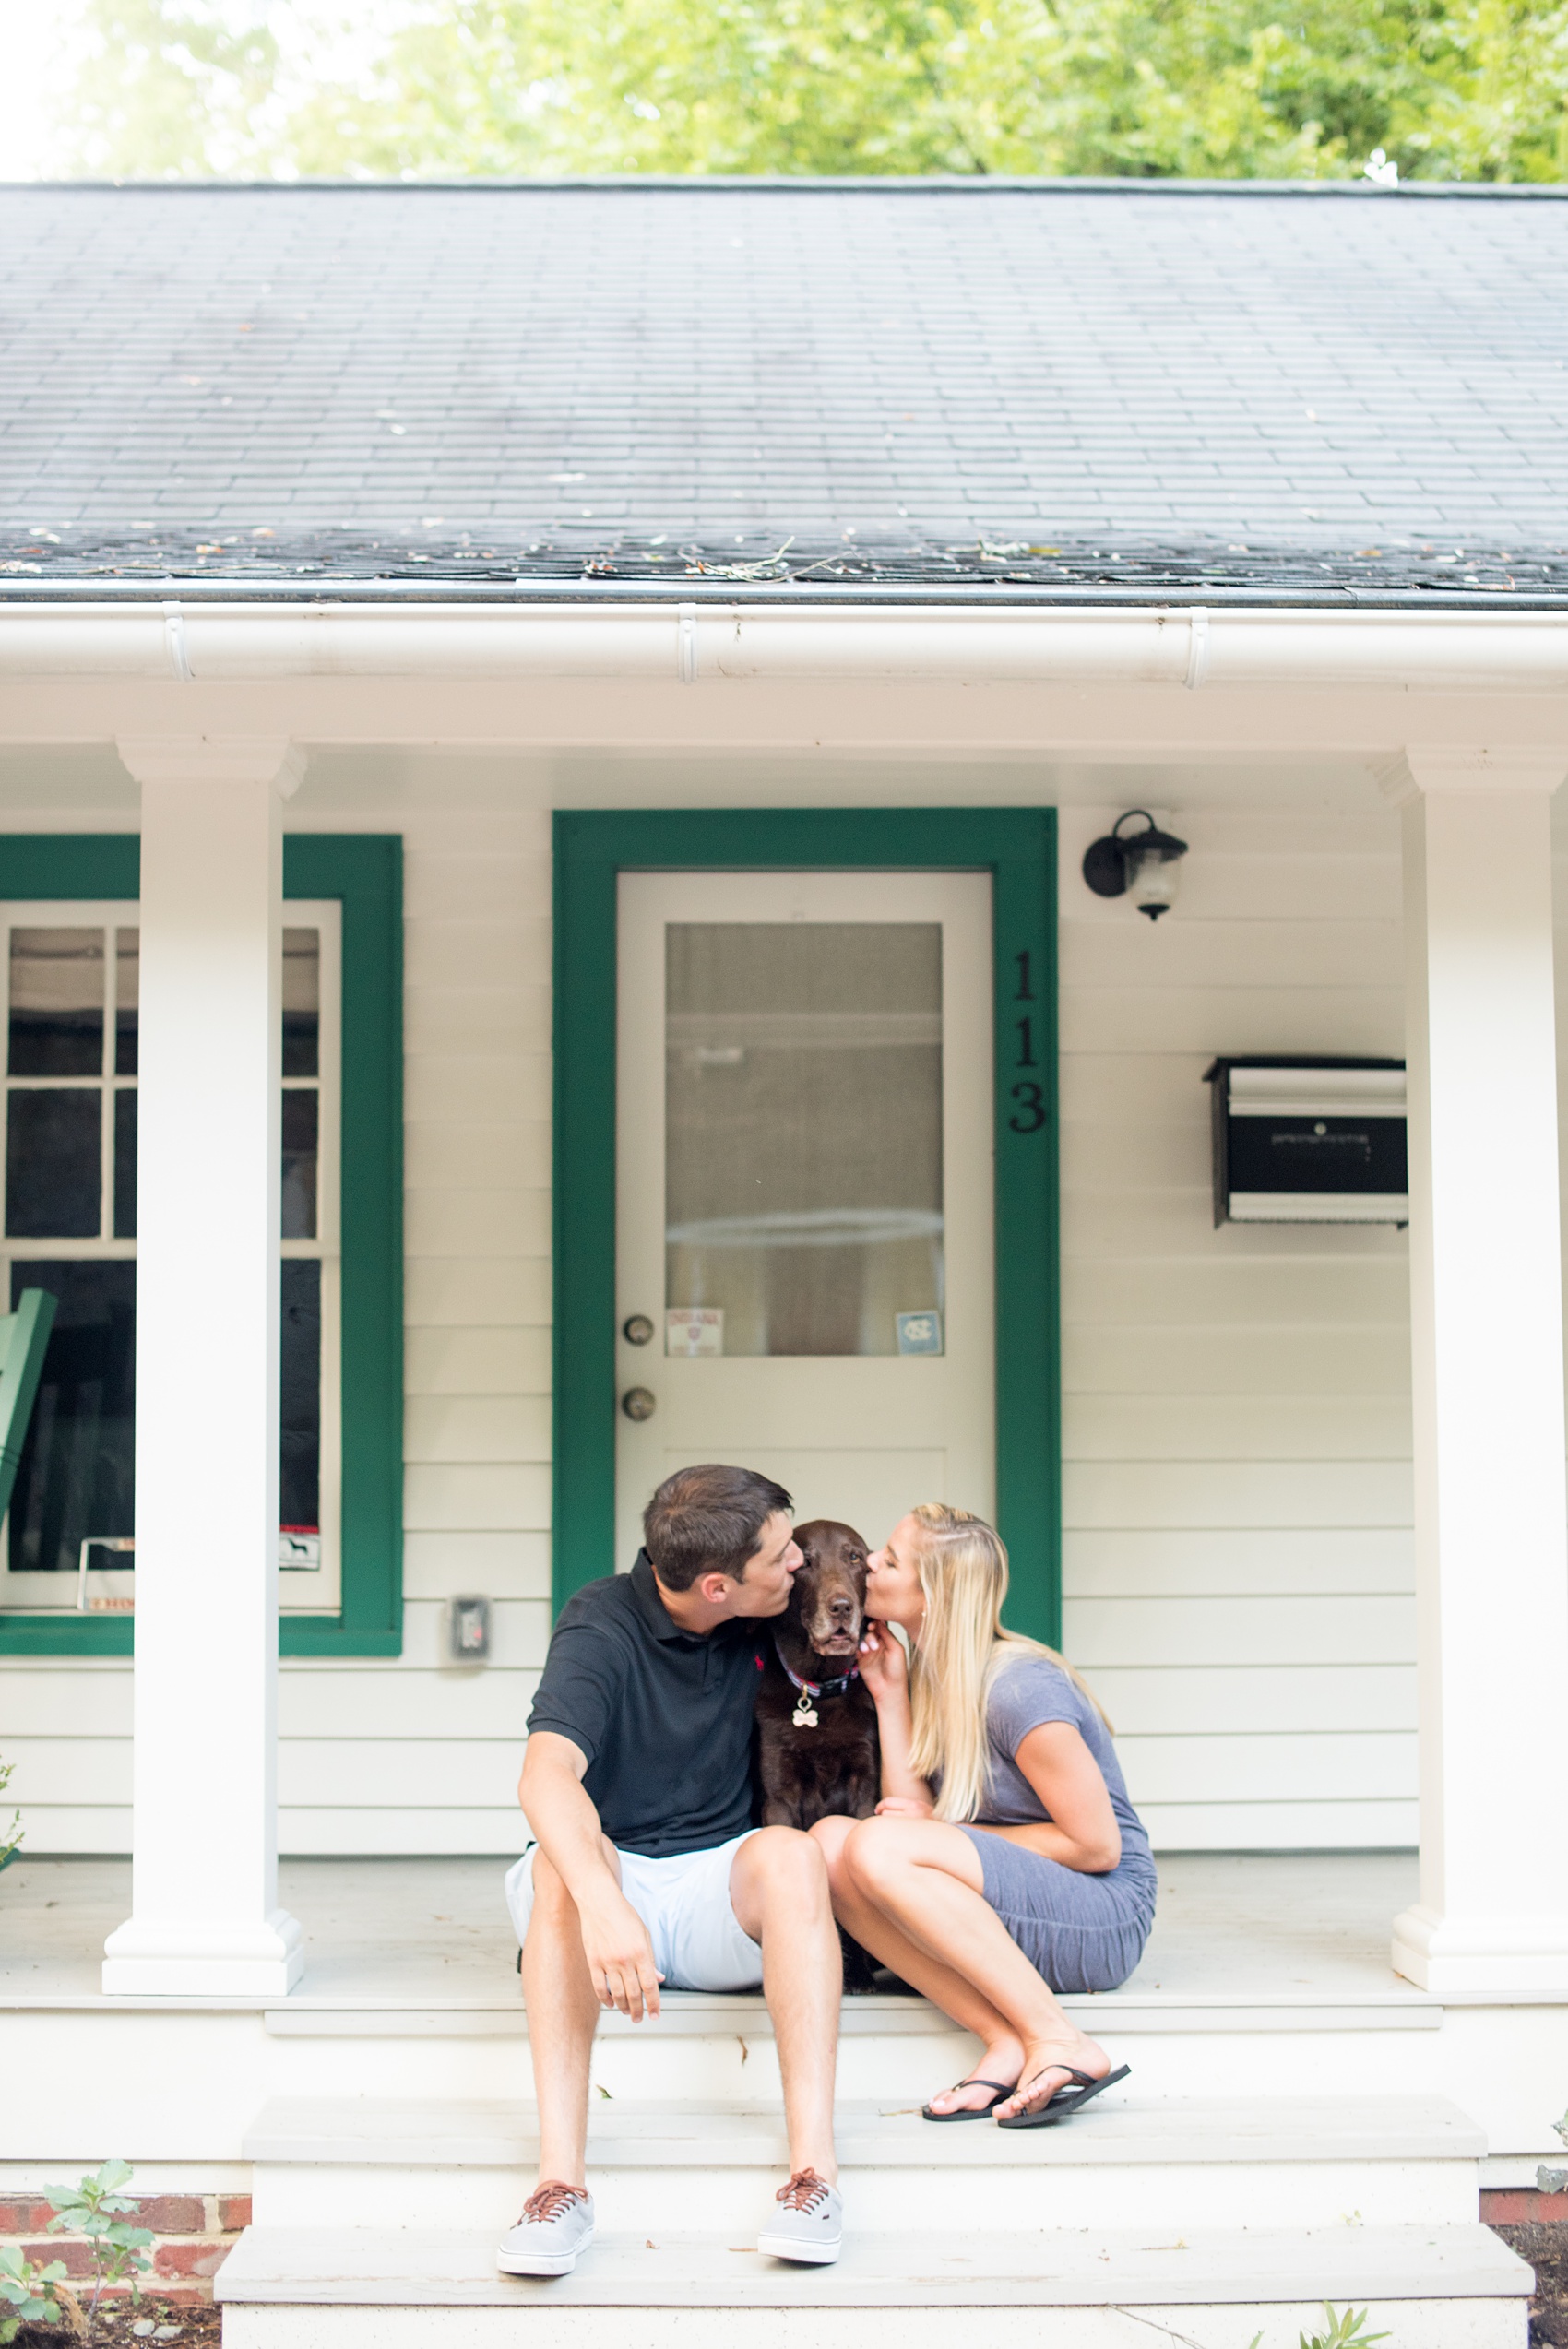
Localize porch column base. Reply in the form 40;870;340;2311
101;1908;303;1998
1392;1903;1568;1997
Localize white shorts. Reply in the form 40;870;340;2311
503;1829;765;1994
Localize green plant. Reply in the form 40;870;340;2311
0;1758;21;1871
1301;2309;1391;2349
43;2164;152;2335
0;2242;67;2343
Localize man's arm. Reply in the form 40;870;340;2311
519;1729;665;2021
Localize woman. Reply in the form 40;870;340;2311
812;1502;1156;2126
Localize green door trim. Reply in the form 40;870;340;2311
552;807;1061;1642
0;832;403;1659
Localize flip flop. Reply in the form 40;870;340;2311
921;2076;1018;2123
994;2062;1131;2130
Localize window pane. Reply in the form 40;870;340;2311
281;1088;317;1239
280;1258;321;1536
665;924;944;1358
7;1261;135;1573
6;1089;101;1238
283;929;319;1077
9;928;104;1076
113;1088;137;1239
114;929;138;1076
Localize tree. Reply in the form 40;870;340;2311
48;0;1568;181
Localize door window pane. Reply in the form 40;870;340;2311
6;1090;101;1237
283;929;319;1077
7;1261;136;1573
281;1088;318;1239
665;924;944;1357
114;929;138;1075
113;1088;137;1239
8;929;104;1076
281;1258;321;1536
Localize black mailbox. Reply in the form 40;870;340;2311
1204;1057;1408;1228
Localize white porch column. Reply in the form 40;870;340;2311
1389;744;1568;1995
102;735;305;1997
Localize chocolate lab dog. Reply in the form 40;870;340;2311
756;1518;883;1990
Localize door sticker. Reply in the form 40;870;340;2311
666;1307;724;1357
896;1311;943;1356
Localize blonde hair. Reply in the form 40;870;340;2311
903;1501;1112;1824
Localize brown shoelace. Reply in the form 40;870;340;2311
775;2169;831;2213
521;2180;587;2222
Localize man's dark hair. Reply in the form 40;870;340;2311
643;1463;793;1591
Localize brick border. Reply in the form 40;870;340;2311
0;2193;250;2306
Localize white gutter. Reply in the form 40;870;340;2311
2;599;1568;692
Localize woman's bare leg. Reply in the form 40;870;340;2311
811;1815;1022;2096
837;1816;1112;2119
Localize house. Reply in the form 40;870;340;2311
3;174;1568;2341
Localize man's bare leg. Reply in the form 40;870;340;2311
731;1826;840;2182
521;1841;622;2190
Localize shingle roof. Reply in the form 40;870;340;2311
3;180;1568;599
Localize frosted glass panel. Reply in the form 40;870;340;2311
665;923;944;1357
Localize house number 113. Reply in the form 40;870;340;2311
1008;949;1046;1133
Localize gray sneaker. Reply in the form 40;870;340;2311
496;2181;596;2276
755;2169;843;2264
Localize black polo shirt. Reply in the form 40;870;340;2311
525;1550;764;1858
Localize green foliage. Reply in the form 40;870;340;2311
49;0;1568;180
1301;2307;1392;2349
43;2163;152;2331
0;2243;67;2344
0;1758;19;1871
56;0;283;177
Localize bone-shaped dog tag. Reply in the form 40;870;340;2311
792;1702;819;1729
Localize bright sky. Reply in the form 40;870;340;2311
0;0;421;179
0;0;82;177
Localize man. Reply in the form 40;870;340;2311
497;1463;845;2277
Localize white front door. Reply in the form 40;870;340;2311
615;869;995;1565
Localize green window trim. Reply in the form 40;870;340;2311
0;833;403;1659
552;807;1061;1643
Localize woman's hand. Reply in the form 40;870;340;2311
874;1795;934;1818
857;1618;909;1707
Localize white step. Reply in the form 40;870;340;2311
243;2092;1485;2232
216;2221;1533;2347
258;1987;1450;2114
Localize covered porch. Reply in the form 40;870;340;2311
5;1845;1565;2185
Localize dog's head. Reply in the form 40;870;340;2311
786;1518;870;1667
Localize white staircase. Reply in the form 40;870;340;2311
217;1996;1535;2347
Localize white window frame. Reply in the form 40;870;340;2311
0;897;342;1615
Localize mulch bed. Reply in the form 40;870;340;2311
9;2300;220;2348
1494;2224;1568;2349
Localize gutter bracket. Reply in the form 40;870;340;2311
162;599;193;683
1184;605;1210;691
677;602;697;685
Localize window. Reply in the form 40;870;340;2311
0;833;403;1660
0;902;343;1616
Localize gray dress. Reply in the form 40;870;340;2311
954;1655;1157;1994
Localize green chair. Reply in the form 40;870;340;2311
0;1288;56;1524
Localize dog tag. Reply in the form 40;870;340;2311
791;1702;819;1729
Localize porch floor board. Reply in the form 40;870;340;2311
0;1848;1423;2010
214;2219;1533;2308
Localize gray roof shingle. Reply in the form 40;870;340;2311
2;180;1568;595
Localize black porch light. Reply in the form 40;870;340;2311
1082;809;1190;920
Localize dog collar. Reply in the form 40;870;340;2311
773;1638;861;1700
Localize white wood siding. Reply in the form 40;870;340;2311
13;794;1568;1857
1057;804;1416;1851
